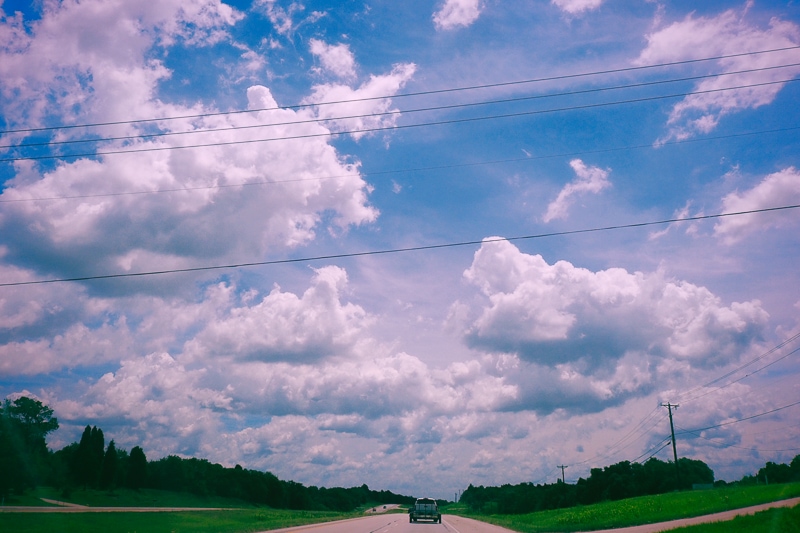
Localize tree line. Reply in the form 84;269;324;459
0;396;413;511
460;454;800;514
4;395;799;513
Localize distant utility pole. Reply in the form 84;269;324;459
557;465;568;483
661;402;681;486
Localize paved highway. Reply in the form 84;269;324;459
263;496;800;533
264;514;516;533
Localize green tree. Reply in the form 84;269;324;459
72;425;105;487
127;446;147;490
0;396;59;494
99;440;118;489
4;397;59;454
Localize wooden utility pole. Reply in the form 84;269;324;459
661;402;681;486
557;465;568;483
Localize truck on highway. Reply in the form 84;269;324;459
409;497;441;523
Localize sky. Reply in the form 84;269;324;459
1;0;799;500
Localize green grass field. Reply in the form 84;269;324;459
29;486;257;508
447;482;800;532
669;504;800;533
0;509;356;533
1;482;798;532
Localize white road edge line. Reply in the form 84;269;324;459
442;516;463;533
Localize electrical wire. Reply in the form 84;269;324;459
676;425;800;453
677;399;800;434
5;61;798;152
1;204;796;288
2;124;798;204
631;437;673;464
678;342;800;404
2;77;799;163
571;407;666;469
2;45;798;136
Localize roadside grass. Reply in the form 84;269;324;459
450;482;800;532
29;486;255;508
0;508;356;533
669;504;800;533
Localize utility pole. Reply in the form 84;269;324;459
557;465;568;484
661;402;681;487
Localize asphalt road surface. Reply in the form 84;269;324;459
265;514;522;533
263;497;800;533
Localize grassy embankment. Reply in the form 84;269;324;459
0;486;360;533
444;482;800;532
668;504;800;533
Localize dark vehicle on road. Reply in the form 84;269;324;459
409;497;441;523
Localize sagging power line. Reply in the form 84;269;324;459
2;124;798;205
5;61;799;153
0;204;797;288
2;44;798;136
3;77;799;163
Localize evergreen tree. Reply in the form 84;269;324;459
72;425;105;487
71;425;93;486
99;440;118;489
127;446;147;490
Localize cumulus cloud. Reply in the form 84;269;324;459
0;0;240;132
184;266;370;363
433;0;483;31
637;6;800;143
543;159;611;222
309;39;357;80
552;0;604;15
302;63;416;140
459;239;768;370
714;167;800;244
56;352;228;455
0;2;379;289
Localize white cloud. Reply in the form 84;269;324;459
302;63;417;140
0;89;378;287
309;39;357;80
459;239;768;370
254;0;305;36
714;167;800;244
637;6;800;143
552;0;604;16
543;159;611;222
0;0;240;132
184;266;371;363
433;0;483;31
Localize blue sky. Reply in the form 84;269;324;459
1;0;799;499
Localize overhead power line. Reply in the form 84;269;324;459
677;426;800;453
630;437;672;464
1;204;797;288
2;124;798;204
2;44;798;136
570;406;666;469
678;399;800;434
5;61;799;152
678;336;800;404
3;77;799;163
